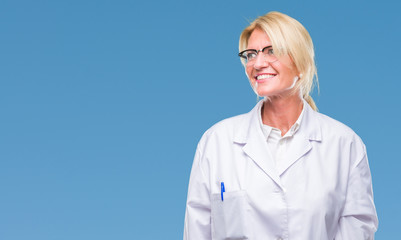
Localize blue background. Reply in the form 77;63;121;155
1;0;400;239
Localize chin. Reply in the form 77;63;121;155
256;88;275;97
256;85;292;98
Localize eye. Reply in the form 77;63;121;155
263;46;274;56
239;50;258;62
246;52;257;60
263;47;274;55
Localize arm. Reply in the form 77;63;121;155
335;152;378;239
184;145;212;240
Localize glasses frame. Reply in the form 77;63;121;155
238;45;278;64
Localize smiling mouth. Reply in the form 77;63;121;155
255;74;276;81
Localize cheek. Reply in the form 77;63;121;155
245;67;253;81
272;62;298;81
276;59;298;76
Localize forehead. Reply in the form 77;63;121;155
247;28;272;49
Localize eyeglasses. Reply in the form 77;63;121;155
238;45;278;65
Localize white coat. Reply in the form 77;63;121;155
184;100;378;240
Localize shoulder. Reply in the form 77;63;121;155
313;110;366;150
316;111;355;135
199;112;248;145
195;101;262;156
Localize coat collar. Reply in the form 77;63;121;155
233;99;322;188
233;99;322;144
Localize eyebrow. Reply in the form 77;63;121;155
245;45;273;51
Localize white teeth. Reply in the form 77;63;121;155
256;74;275;80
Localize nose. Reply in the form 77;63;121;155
253;52;269;70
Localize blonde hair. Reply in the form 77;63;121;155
239;11;319;111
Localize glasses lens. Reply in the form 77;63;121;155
263;46;277;62
262;47;277;62
239;47;278;64
241;50;257;63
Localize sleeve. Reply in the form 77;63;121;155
183;143;212;240
335;150;379;240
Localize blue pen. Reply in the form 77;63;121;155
221;182;225;201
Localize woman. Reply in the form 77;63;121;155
184;11;378;240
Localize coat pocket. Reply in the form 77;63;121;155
211;190;250;240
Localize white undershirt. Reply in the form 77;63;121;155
259;102;305;165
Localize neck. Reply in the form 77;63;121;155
261;94;304;136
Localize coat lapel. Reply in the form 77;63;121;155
276;137;312;176
242;132;283;188
276;101;322;175
234;101;283;188
234;100;322;185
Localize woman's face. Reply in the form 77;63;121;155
245;28;300;98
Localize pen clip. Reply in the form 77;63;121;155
221;182;225;201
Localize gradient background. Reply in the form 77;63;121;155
1;0;400;239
